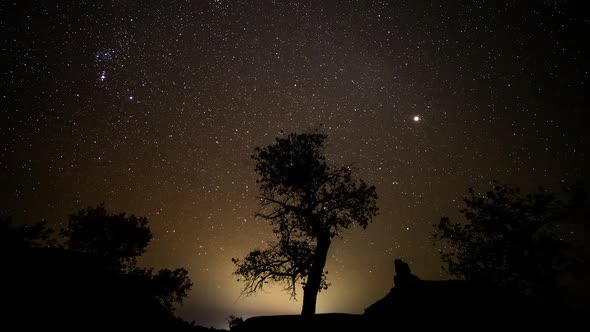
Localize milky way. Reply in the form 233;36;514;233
1;1;588;328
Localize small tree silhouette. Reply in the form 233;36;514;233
61;204;152;271
226;315;244;330
232;132;378;316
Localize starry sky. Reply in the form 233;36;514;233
1;0;588;329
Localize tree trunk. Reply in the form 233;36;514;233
301;235;331;316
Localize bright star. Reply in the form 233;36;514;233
413;115;420;122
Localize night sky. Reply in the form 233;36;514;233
1;1;588;329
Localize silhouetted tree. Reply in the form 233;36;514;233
61;204;152;271
232;132;378;316
152;268;193;311
130;267;193;312
226;315;244;330
433;183;579;300
0;217;53;249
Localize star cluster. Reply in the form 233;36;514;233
1;1;588;328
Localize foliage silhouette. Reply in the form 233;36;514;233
0;206;201;331
0;217;53;249
226;315;244;330
232;132;378;316
433;182;583;302
130;267;193;313
61;204;152;271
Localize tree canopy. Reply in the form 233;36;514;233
433;183;581;299
61;204;152;271
129;267;193;313
58;204;192;312
0;218;53;249
233;132;378;316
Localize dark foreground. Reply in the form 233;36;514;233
2;249;585;331
231;259;586;332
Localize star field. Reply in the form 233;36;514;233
1;1;588;328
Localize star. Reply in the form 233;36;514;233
413;115;420;122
